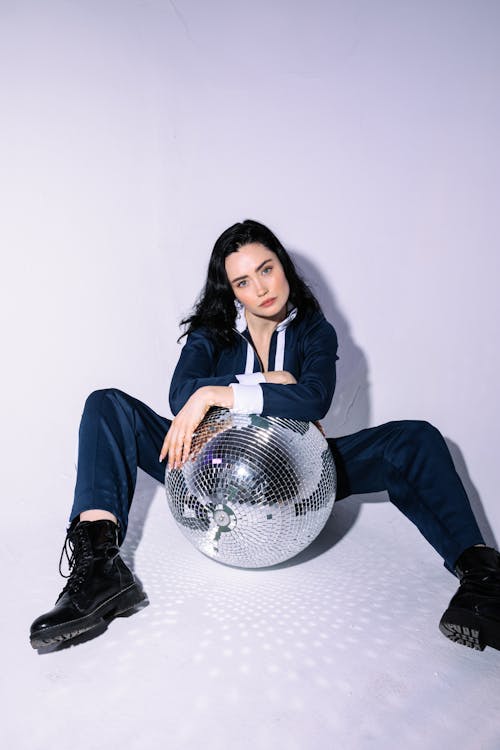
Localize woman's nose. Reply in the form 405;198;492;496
255;279;268;295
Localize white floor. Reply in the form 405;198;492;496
6;474;500;750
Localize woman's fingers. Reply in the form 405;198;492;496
160;391;212;469
168;423;185;470
159;422;180;468
173;426;196;469
181;432;193;465
159;431;170;463
161;418;200;469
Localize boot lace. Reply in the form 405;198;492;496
58;525;94;596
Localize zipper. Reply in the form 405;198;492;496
233;328;264;374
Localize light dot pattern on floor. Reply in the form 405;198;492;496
17;484;500;750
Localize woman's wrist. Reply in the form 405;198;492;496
200;385;234;410
264;370;297;385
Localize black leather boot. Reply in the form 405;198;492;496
30;520;147;649
439;546;500;651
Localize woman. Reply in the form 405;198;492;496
30;219;500;652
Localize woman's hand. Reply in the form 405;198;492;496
264;370;297;385
159;386;233;470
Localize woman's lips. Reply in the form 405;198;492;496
260;297;277;308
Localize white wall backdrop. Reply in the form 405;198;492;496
2;0;499;538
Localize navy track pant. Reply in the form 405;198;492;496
70;388;485;571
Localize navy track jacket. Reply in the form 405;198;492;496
169;306;339;422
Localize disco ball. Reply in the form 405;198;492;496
165;408;337;568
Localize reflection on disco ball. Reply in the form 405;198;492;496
165;408;337;568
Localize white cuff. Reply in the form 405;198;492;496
229;383;264;415
235;372;266;386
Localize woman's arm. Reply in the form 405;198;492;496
258;317;338;421
164;316;337;466
211;316;338;421
168;328;240;416
165;328;301;468
161;375;297;469
168;323;327;416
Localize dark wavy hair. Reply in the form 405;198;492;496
179;219;321;348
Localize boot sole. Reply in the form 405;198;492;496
30;583;148;649
439;606;500;652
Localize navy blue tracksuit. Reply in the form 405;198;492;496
70;309;485;571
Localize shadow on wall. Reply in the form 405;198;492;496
289;249;496;551
290;251;371;438
445;438;498;549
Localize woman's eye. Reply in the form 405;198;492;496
237;280;248;288
262;266;272;275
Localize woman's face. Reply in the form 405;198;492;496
225;242;290;323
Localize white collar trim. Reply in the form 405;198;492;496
234;300;297;334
